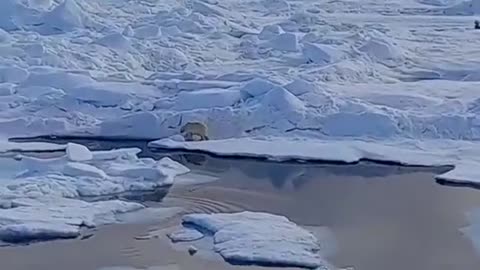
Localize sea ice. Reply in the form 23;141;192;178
171;211;328;268
0;142;189;242
0;0;479;196
167;227;205;242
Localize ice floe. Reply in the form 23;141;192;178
150;137;480;186
170;211;331;269
0;142;189;243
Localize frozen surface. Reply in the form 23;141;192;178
0;143;189;243
167;227;205;243
170;211;329;268
150;137;480;185
0;0;479;183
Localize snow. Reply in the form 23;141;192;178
170;211;328;269
0;142;189;243
0;0;479;215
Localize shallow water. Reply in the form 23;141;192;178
156;154;480;270
1;139;480;270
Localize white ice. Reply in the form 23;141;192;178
149;137;480;185
1;0;480;237
0;143;189;242
170;211;331;269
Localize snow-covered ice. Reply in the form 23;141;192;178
167;227;205;243
1;0;480;244
170;211;330;269
0;143;189;243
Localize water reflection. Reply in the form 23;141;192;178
81;187;170;204
10;137;454;192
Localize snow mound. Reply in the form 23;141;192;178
172;211;327;268
95;33;131;50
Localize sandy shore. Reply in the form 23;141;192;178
0;161;479;270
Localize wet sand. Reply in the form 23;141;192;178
0;152;479;270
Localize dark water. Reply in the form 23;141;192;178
7;138;480;270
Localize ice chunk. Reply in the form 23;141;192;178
99;112;165;139
258;25;284;40
91;148;142;161
42;0;87;33
0;66;29;84
0;222;80;243
174;89;241;110
167;228;204;242
104;163;164;181
0;29;11;43
266;33;299;52
66;143;92;162
95;33;131;50
0;146;190;243
63;162;107;179
261;86;306;112
358;34;403;61
134;25;161;39
123;25;134;37
240;78;282;97
0;0;32;31
66;82;136;107
262;0;291;13
0;141;66;153
157;157;190;183
303;43;339;65
192;0;224;16
177;211;325;268
0;83;15;96
284;79;317;96
22;69;95;90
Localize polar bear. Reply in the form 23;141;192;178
180;122;209;141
